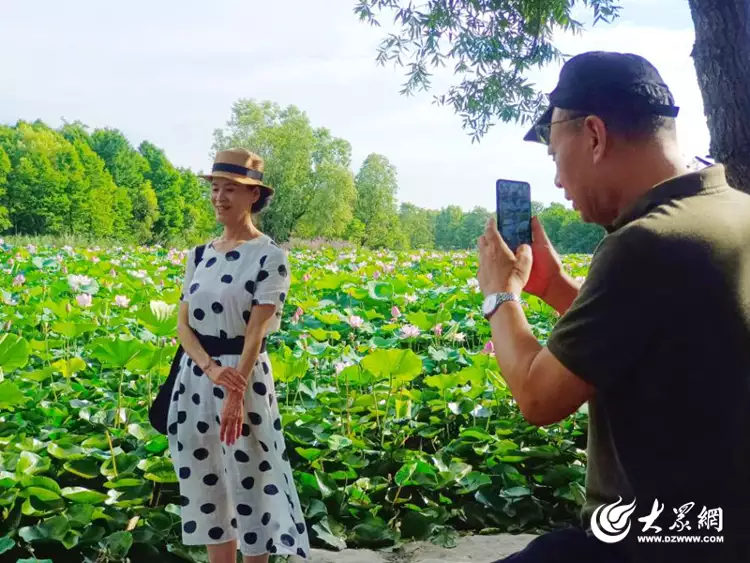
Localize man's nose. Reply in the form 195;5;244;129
554;172;562;189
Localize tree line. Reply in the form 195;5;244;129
0;101;604;253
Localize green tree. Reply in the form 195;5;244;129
399;202;436;249
179;169;217;245
458;206;492;248
354;153;404;248
434;205;464;249
60;123;126;239
139;141;185;242
0;145;11;231
212;100;357;243
1;121;73;235
355;0;750;195
90;129;159;243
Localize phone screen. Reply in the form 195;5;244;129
496;179;532;253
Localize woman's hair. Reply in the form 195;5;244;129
251;188;273;214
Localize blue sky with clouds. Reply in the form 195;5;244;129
0;0;709;213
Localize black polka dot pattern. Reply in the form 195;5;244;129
172;242;308;554
264;484;279;495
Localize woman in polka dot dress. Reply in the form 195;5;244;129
168;148;310;563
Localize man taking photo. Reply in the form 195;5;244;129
477;51;750;563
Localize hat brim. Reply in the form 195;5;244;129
523;106;554;143
199;171;274;194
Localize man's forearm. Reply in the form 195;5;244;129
488;299;544;411
543;272;581;315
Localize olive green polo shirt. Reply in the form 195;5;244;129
546;165;750;562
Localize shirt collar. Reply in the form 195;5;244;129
605;164;729;233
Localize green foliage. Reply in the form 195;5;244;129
354;0;622;140
0;106;602;254
537;203;605;253
0;120;211;247
0;239;593;560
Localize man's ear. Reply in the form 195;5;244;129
585;115;609;164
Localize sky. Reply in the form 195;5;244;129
0;0;710;213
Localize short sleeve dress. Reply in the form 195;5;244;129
167;234;310;560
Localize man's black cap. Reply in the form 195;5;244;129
524;51;680;143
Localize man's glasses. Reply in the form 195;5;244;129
535;114;588;145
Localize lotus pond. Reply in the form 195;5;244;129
0;240;592;562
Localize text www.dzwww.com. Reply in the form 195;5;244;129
637;535;724;543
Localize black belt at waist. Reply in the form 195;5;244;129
170;330;266;375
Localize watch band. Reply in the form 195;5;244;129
483;292;521;319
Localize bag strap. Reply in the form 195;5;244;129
194;244;206;266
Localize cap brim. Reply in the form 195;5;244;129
523;106;553;143
199;172;274;193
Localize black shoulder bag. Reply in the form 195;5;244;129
148;244;205;435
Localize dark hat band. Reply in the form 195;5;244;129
212;162;263;181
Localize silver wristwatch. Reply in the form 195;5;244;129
482;292;520;319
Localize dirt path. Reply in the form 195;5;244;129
308;534;536;563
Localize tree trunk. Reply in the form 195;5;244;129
687;0;750;194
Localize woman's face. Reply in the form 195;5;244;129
210;178;259;224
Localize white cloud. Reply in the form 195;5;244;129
0;0;710;216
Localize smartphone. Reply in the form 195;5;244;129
496;179;532;253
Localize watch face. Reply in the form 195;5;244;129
483;294;498;316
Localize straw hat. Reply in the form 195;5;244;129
200;148;274;194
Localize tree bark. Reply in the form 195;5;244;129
688;0;750;194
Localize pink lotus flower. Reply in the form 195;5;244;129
292;307;303;324
114;295;130;308
348;315;364;329
373;271;381;280
433;324;443;336
400;325;420;338
12;274;25;287
303;273;311;282
391;306;401;319
77;294;93;308
482;340;495;354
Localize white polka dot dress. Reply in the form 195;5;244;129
167;234;310;559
